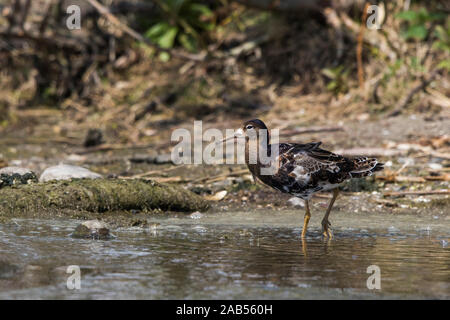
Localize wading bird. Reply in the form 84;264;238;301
222;119;383;238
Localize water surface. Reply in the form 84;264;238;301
0;211;449;299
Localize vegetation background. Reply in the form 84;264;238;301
0;0;449;211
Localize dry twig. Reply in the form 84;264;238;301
383;189;450;197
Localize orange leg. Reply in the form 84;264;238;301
322;189;339;238
301;200;311;239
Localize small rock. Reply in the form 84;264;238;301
287;197;305;208
155;153;173;164
428;163;443;170
39;164;102;182
205;190;227;201
384;160;393;167
190;211;203;219
72;220;111;240
0;167;38;189
387;226;399;233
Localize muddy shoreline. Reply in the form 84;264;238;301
0;114;448;227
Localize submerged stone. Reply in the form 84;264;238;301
72;220;111;240
39;164;102;182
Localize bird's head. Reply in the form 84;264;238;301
218;119;270;149
229;119;269;142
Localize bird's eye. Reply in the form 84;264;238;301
246;125;254;130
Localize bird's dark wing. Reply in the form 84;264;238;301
273;142;382;188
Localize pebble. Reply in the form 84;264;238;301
72;220;111;240
387;226;399;233
287;197;305;208
39;164;102;182
428;163;443;170
190;211;203;219
155;153;173;164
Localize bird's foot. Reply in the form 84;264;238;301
321;219;333;238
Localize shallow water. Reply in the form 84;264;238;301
0;210;449;299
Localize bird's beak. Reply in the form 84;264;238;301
217;128;244;144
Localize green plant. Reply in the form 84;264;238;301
321;66;350;95
396;8;445;41
144;0;215;61
433;21;450;71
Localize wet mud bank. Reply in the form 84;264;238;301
0;179;210;220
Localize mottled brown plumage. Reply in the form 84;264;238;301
238;119;384;238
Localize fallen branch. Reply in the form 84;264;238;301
383;189;450;197
376;175;426;183
125;166;182;179
74;143;153;155
194;169;249;183
377;174;450;183
424;174;450;181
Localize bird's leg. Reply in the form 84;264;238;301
301;200;311;239
301;237;308;257
322;189;339;238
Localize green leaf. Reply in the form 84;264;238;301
179;33;198;52
326;81;337;91
145;22;171;40
426;12;446;22
157;27;179;49
437;59;450;71
189;3;213;17
396;10;419;22
321;69;336;79
403;25;427;40
187;3;215;31
159;52;171;62
167;0;187;14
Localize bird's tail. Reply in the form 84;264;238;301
349;157;384;178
